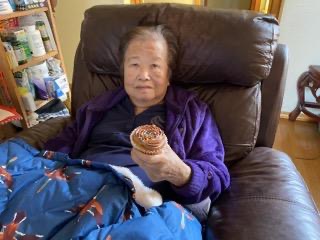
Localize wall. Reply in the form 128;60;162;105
54;0;124;82
56;0;320;114
143;0;194;3
279;0;320;112
207;0;250;9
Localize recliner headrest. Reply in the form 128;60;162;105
81;4;279;87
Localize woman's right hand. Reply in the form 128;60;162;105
131;145;191;187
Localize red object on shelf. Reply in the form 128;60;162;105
0;105;22;125
0;17;19;30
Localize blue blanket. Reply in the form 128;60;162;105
0;139;201;239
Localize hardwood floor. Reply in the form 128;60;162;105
273;118;320;210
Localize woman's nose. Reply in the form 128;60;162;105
138;68;150;81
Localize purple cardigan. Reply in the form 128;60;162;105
44;86;230;204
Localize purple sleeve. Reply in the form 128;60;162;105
171;106;230;204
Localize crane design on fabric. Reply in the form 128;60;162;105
122;206;133;222
0;156;19;193
41;151;105;227
65;185;107;227
0;166;13;192
42;150;55;159
43;151;93;168
81;159;92;168
174;203;195;229
0;212;43;240
36;166;81;193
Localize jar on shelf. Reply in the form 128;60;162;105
12;41;27;65
12;29;32;59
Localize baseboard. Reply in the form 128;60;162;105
280;112;318;122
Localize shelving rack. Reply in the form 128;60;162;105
0;1;68;128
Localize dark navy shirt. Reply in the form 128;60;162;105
80;96;166;186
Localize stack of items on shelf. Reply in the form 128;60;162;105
1;15;54;68
14;58;69;126
1;54;69;127
0;6;68;127
0;0;46;13
35;98;69;122
15;0;46;11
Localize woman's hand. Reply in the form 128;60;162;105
131;144;191;187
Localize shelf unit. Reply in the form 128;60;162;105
0;7;48;21
0;1;68;128
12;50;58;73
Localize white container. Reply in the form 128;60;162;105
23;25;46;57
3;42;18;68
28;61;50;77
0;0;13;14
21;91;36;112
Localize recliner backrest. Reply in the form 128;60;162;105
72;3;281;162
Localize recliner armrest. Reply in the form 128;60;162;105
206;147;320;240
15;117;71;150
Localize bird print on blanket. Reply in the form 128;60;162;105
65;185;107;227
0;166;13;192
122;206;133;222
36;166;81;193
81;159;92;168
0;212;43;240
78;185;107;226
0;140;203;240
174;203;195;229
42;150;55;159
78;198;104;226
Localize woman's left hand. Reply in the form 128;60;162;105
131;144;191;187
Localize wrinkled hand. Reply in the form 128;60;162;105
131;144;191;187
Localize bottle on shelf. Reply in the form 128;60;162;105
2;41;18;68
13;0;42;11
11;40;27;65
14;69;34;94
0;0;14;14
19;87;36;112
22;25;46;57
7;0;15;10
13;29;32;58
36;20;52;52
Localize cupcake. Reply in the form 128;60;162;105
130;124;167;155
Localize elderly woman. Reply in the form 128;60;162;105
45;25;230;212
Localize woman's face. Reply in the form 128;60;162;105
123;36;170;109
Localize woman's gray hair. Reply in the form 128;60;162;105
119;24;179;80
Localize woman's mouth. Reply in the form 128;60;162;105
136;86;152;89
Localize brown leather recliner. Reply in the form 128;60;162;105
18;4;320;239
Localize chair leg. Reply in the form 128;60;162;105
289;105;301;121
289;72;309;121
